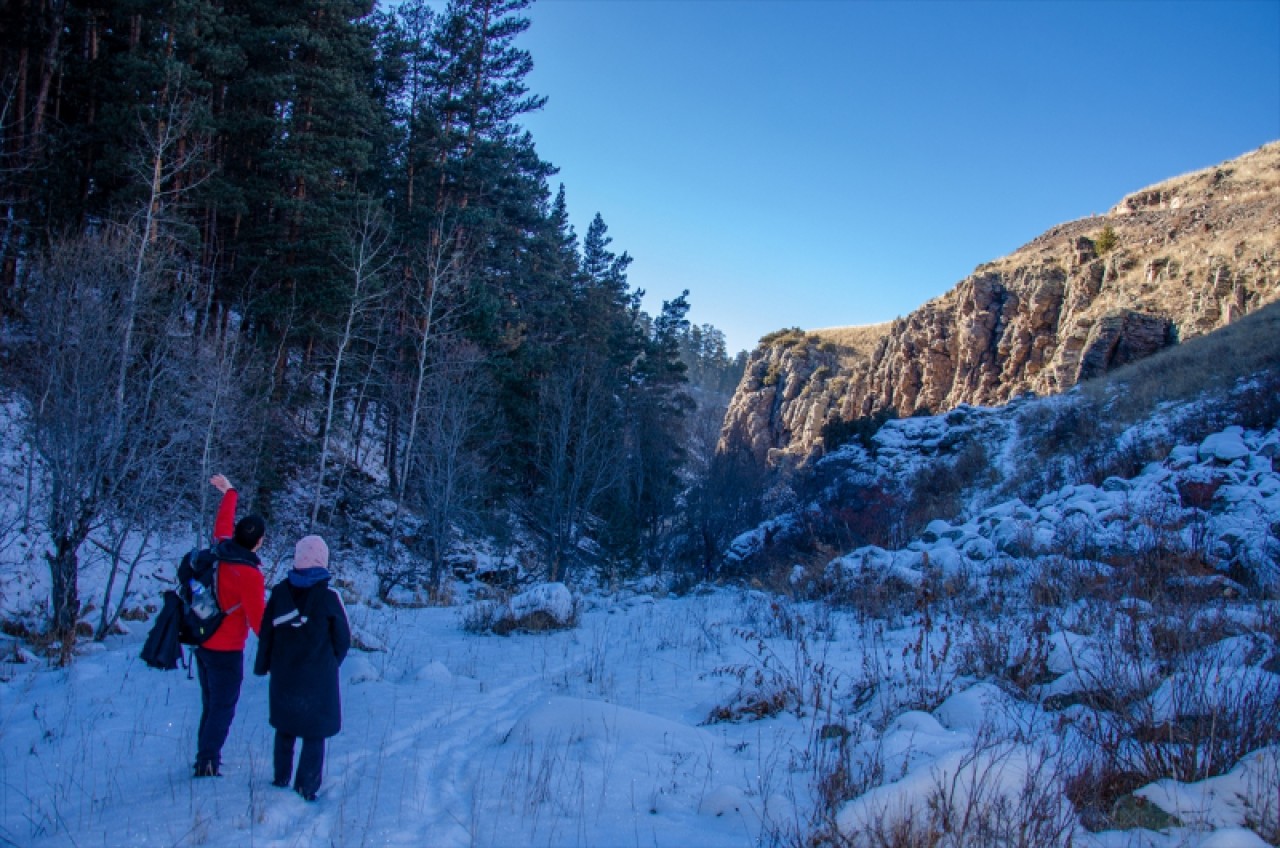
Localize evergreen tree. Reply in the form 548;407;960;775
581;212;632;294
679;322;745;397
611;291;694;566
3;0;725;617
215;0;382;334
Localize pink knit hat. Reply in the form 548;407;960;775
294;535;330;570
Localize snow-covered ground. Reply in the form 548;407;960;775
0;590;811;847
2;580;1277;847
2;389;1279;846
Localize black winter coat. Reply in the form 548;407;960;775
253;578;351;738
140;590;184;670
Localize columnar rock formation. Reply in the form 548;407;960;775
722;142;1280;463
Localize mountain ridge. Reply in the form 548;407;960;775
722;142;1280;463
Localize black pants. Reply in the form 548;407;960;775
274;731;325;796
194;647;243;771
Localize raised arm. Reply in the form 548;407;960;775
210;474;238;542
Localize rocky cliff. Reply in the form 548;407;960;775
722;142;1280;463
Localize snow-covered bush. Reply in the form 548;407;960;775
459;582;580;635
707;598;844;723
835;730;1077;848
1056;602;1280;786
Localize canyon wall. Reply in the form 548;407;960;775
722;142;1280;462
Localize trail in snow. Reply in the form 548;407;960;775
0;593;800;848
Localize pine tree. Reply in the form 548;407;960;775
3;0;723;610
216;0;382;334
612;291;694;565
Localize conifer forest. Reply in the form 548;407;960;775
0;0;748;644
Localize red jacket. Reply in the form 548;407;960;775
213;488;238;543
203;488;266;652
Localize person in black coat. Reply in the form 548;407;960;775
254;534;351;801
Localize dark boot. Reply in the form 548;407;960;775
193;761;221;778
293;737;326;801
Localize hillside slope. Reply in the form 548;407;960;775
723;142;1280;461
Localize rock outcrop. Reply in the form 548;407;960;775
723;142;1280;463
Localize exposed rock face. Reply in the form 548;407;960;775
723;142;1280;463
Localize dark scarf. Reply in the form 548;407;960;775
289;566;331;588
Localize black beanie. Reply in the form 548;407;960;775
233;515;266;549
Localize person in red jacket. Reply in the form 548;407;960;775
193;474;267;778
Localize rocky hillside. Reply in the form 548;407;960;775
723;142;1280;462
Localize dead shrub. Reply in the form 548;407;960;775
708;603;843;723
1177;475;1225;510
1064;601;1280;799
1230;368;1280;432
427;579;456;607
838;734;1076;848
899;582;961;714
958;616;1054;696
460;590;580;636
1052;513;1104;563
830;567;918;623
902;463;966;536
460;599;508;634
812;724;883;820
1019;397;1105;464
705;687;790;723
1241;747;1280;843
1027;556;1112;610
810;480;907;552
832;806;943;848
1099;494;1219;604
1062;759;1149;833
514;609;570;633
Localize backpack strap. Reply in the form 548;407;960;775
211;561;243;615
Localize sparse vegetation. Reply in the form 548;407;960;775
807;322;894;356
1095;225;1119;254
821;408;899;453
1083;299;1280;428
760;327;808;347
460;584;581;635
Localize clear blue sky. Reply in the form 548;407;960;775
515;0;1280;354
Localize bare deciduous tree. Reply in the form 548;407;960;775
388;220;467;516
15;232;191;656
377;218;470;595
411;339;486;589
678;445;767;579
532;358;623;582
311;200;394;529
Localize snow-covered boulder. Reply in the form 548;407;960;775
509;582;576;627
462;582;580;635
1199;427;1250;464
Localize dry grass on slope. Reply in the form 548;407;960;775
983;142;1280;328
807;322;893;357
1082;298;1280;424
1110;140;1280;215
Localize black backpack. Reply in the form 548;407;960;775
176;548;238;645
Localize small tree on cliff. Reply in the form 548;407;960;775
1095;225;1119;254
